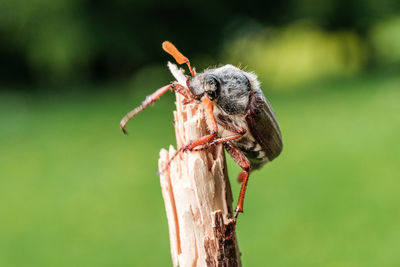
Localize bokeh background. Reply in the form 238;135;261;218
1;0;400;266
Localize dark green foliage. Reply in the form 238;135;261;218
0;0;399;87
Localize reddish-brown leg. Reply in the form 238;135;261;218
192;126;246;151
224;141;251;220
191;133;243;151
171;83;194;103
120;83;192;133
159;95;218;173
191;113;247;151
182;95;218;150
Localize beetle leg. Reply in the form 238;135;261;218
224;141;251;221
191;115;247;151
120;83;192;134
178;95;218;149
191;133;243;151
172;83;194;103
192;126;246;151
158;95;217;174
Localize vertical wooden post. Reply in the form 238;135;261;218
158;63;242;267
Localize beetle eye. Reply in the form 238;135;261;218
204;75;220;100
206;90;217;99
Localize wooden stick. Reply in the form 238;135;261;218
158;63;242;267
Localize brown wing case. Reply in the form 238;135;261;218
246;91;283;162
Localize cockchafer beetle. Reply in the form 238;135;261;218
120;41;283;224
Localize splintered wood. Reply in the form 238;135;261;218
158;64;242;267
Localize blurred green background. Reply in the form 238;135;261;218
1;0;400;266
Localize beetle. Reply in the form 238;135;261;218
120;41;283;223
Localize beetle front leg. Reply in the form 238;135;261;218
171;83;194;104
158;94;218;173
120;83;192;133
224;141;251;220
181;94;218;151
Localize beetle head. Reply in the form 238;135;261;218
188;65;254;114
187;74;221;101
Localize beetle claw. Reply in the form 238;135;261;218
121;125;128;134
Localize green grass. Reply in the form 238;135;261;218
0;73;399;266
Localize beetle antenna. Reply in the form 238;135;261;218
162;41;195;76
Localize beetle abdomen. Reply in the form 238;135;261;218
233;136;269;170
214;105;272;170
